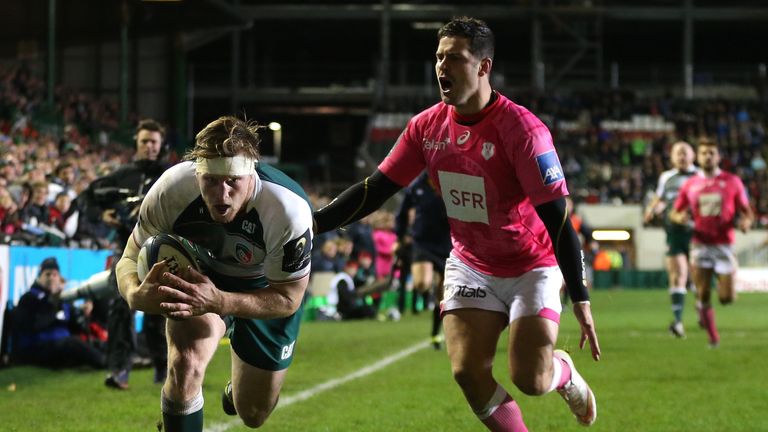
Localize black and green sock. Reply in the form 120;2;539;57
670;288;686;323
161;389;204;432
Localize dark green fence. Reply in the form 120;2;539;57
593;270;668;289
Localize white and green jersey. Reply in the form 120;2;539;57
655;166;699;224
133;161;313;287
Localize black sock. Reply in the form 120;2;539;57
431;305;442;337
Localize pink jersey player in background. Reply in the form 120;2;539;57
671;137;754;348
314;17;600;431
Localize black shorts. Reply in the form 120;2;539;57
665;224;693;257
412;244;449;274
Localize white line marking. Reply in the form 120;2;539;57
204;340;429;432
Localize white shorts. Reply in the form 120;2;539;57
441;254;564;324
690;244;738;274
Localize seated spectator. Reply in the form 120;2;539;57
353;251;376;288
48;191;78;244
312;238;342;273
345;216;377;263
7;181;31;217
11;257;106;369
19;180;49;228
0;186;19;237
327;261;378;320
47;161;78;202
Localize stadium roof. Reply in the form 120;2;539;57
0;0;248;55
4;0;768;47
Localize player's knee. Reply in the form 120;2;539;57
451;364;482;390
511;371;548;396
719;296;734;305
238;408;272;428
167;356;205;388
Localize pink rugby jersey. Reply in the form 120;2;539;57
379;93;568;277
673;171;750;245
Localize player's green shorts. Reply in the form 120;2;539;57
214;273;306;371
665;225;693;257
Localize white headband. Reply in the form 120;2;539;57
195;156;257;176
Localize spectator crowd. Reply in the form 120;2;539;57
520;90;768;227
1;63;767;255
0;63;177;249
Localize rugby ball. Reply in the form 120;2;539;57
136;234;201;282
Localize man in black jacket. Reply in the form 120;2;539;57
12;257;105;369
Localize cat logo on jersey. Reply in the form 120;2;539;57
535;151;565;186
282;228;312;273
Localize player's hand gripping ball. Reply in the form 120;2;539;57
136;234;201;282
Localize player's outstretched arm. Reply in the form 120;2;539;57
313;169;402;234
535;197;601;361
572;301;600;361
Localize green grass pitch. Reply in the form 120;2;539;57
1;289;766;431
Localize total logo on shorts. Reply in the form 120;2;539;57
446;284;487;299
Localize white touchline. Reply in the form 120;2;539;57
204;340;430;432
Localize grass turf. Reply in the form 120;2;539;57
1;289;766;431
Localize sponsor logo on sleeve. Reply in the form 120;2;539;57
535;151;565;186
282;228;311;273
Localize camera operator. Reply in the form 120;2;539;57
80;119;170;390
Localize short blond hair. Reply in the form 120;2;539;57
185;116;262;161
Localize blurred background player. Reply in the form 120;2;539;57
670;137;754;348
395;171;451;349
644;141;698;338
116;116;313;432
314;17;600;430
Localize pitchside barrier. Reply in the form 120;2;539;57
594;266;768;292
735;243;768;293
